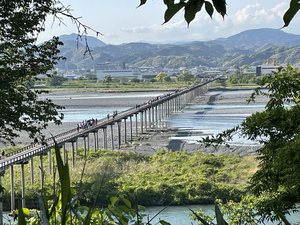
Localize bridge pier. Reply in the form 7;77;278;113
21;163;26;208
140;111;143;134
40;155;44;188
93;131;98;151
129;116;133;141
30;158;34;184
144;110;147;131
10;166;15;211
124;118;127;144
135;113;138;136
148;108;151;128
110;124;114;150
103;127;107;149
71;141;75;167
117;121;121;149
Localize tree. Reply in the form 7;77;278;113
46;73;67;86
163;75;172;82
156;72;169;82
177;71;194;82
139;0;299;28
103;75;112;83
201;65;300;223
0;1;65;144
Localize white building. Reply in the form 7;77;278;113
96;62;142;80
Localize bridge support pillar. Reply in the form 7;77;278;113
140;111;143;134
124;118;127;143
83;136;87;157
40;155;44;188
30;158;34;184
93;132;97;151
135;114;138;136
10;165;15;211
148;108;151;128
117;121;121;149
71;141;75;167
152;107;154;128
130;116;133;141
110;124;114;150
21;163;26;208
103;127;107;149
144;110;147;131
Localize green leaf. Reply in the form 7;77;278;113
163;2;185;24
17;199;27;225
184;0;204;26
110;196;119;205
189;208;210;225
137;0;147;8
54;139;71;225
282;0;300;27
212;0;227;17
215;203;228;225
159;220;171;225
204;1;214;18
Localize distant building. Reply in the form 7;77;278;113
242;67;256;74
256;59;281;76
96;62;142;80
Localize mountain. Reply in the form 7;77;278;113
59;33;106;48
55;29;300;70
213;28;300;47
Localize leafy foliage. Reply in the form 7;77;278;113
201;65;300;223
0;0;65;144
139;0;298;28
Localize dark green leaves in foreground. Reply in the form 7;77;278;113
283;0;300;27
138;0;227;25
139;0;299;27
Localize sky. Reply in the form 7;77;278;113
38;0;300;45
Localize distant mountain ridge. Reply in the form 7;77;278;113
213;28;300;47
55;28;300;70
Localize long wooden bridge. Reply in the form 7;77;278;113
0;78;217;219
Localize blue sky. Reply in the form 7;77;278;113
38;0;300;45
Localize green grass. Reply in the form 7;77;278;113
0;148;258;210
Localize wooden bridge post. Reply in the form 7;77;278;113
83;136;87;158
103;127;107;149
161;103;164;121
110;124;114;150
10;165;15;211
21;163;26;208
155;105;158;126
93;131;97;151
124;118;127;143
144;110;147;131
140;111;143;134
135;113;138;136
148;108;151;128
117;121;121;149
152;107;155;128
71;141;75;167
40;155;44;188
130;116;133;141
0;176;3;225
30;158;34;184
